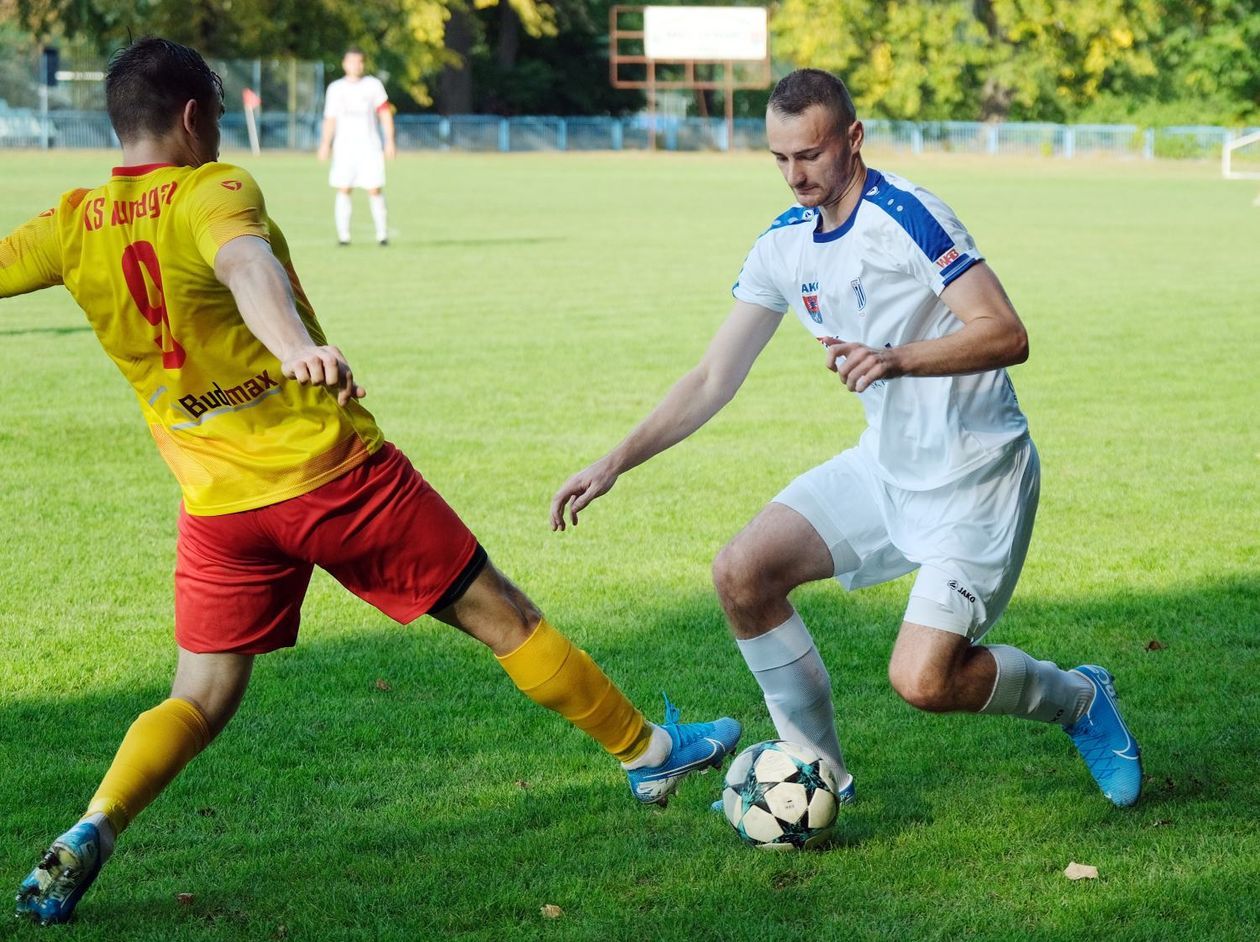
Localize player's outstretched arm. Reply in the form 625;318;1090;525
0;209;64;300
823;262;1028;393
214;235;366;405
550;300;783;530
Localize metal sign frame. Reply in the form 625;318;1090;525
609;5;771;149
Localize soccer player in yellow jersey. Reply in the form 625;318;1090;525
3;38;740;926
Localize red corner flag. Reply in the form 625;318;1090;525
242;88;262;110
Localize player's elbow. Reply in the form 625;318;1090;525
1007;324;1029;366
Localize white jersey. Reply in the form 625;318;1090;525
324;76;389;154
733;167;1028;491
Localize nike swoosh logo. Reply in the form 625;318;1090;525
638;738;723;786
1092;677;1139;761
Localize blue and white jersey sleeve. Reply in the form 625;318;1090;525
731;216;800;313
870;173;983;296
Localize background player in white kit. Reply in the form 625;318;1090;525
551;69;1144;810
317;47;396;246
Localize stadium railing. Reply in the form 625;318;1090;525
2;111;1257;161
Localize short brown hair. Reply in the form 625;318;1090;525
768;69;857;132
106;38;223;142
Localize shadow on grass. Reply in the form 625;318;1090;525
0;324;92;337
413;235;568;249
1;573;1255;926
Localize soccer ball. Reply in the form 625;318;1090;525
721;740;841;850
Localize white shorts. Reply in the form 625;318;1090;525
329;146;385;190
773;436;1039;640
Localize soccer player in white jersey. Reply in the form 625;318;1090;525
551;68;1144;809
317;47;395;245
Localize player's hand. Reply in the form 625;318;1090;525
317;145;330;162
550;457;619;531
281;344;366;406
820;336;902;393
384;141;396;160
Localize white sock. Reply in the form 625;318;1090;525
737;611;850;788
80;812;115;861
980;645;1094;725
334;192;352;243
621;724;671;770
368;193;387;242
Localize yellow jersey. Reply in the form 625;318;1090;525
0;161;383;515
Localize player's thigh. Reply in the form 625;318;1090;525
175;507;315;656
899;438;1040;641
328;151;363;189
715;502;836;596
887;621;971;690
771;449;916;590
299;443;487;626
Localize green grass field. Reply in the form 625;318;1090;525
1;149;1258;941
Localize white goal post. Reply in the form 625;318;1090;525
1222;129;1260;180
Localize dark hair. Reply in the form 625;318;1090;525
344;46;365;57
106;37;223;141
768;68;857;132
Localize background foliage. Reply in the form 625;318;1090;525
1;0;1257;120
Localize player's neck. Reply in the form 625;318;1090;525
118;136;202;171
817;157;868;233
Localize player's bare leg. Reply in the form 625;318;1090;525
430;561;740;805
887;623;996;712
15;651;251;925
888;621;1142;806
712;502;853;796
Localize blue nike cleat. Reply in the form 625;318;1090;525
710;775;855;813
627;694;741;806
1064;665;1143;807
14;821;106;925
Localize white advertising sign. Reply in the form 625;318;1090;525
643;6;768;61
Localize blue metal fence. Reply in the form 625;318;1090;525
2;108;1256;160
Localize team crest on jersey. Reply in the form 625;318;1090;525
850;278;867;314
800;282;823;324
220;180;243;191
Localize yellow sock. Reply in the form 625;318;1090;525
85;697;210;836
496;619;652;763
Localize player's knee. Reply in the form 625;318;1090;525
888;661;954;713
712;542;768;612
172;683;245;739
480;564;542;631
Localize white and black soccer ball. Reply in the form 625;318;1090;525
721;740;841;850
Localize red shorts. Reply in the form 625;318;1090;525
174;442;484;654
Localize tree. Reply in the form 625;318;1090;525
769;0;1257;123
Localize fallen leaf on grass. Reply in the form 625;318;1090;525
515;780;530;789
540;904;564;919
1064;862;1098;880
374;678;392;691
176;893;196;906
1145;640;1165;651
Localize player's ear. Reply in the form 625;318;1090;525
848;120;864;154
181;99;199;137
